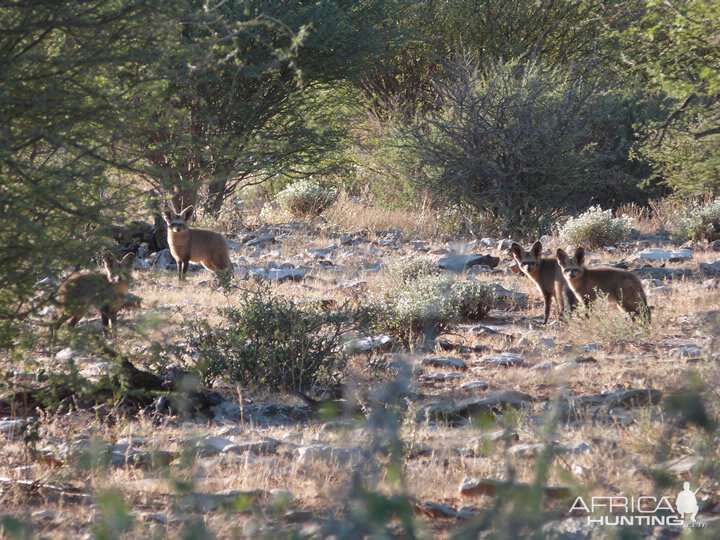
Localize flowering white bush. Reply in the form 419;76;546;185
671;199;720;242
274;179;338;217
558;206;633;248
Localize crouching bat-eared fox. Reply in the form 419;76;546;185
53;253;135;334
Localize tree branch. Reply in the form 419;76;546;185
651;93;696;148
692;126;720;139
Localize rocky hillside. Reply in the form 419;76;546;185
2;221;720;538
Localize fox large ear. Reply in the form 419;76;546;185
162;209;173;225
180;205;194;222
509;243;523;261
531;241;543;258
556;248;568;266
103;253;116;274
574;246;585;266
120;253;136;269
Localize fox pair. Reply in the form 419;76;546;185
53;205;230;333
511;241;650;324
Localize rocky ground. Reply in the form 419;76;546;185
2;220;720;538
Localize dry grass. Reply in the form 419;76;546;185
616;199;687;235
2;211;720;537
323;192;446;238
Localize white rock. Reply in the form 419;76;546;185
420;356;467;369
265;269;305;282
197;436;236;455
478;352;524;367
460;381;489;391
56;347;78;361
636;248;692;262
269;489;295;503
0;419;25;436
342;334;393;353
419;372;465;382
295;443;362;465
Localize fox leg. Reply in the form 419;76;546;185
178;258;190;280
543;292;553;324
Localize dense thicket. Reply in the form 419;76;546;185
0;0;165;346
619;0;720;196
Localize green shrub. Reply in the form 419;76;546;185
275;179;338;217
188;288;374;391
452;279;498;320
381;274;496;346
670;198;720;242
385;257;441;287
558;205;633;248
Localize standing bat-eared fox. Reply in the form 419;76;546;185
162;205;232;281
510;241;576;324
556;247;650;322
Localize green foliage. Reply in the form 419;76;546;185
379;269;496;346
0;516;29;540
357;0;634;120
558;206;634;248
576;88;670;206
670;198;720;242
188;287;375;391
618;0;720;196
384;256;441;287
92;488;134;540
620;0;720;100
0;0;161;348
345;117;430;210
274;179;338;217
0;0;389;348
138;0;394;214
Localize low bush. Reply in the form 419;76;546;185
188;288;375;391
558;205;633;248
384;257;441;287
380;272;496;346
275;179;338;217
670;198;720;242
563;295;652;351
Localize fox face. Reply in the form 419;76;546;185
556;250;583;280
555;247;585;280
510;241;543;279
103;252;135;288
163;206;193;233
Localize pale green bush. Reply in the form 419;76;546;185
452;279;497;320
385;257;441;287
558;205;633;248
670;199;720;242
275;179;338;217
382;273;496;345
